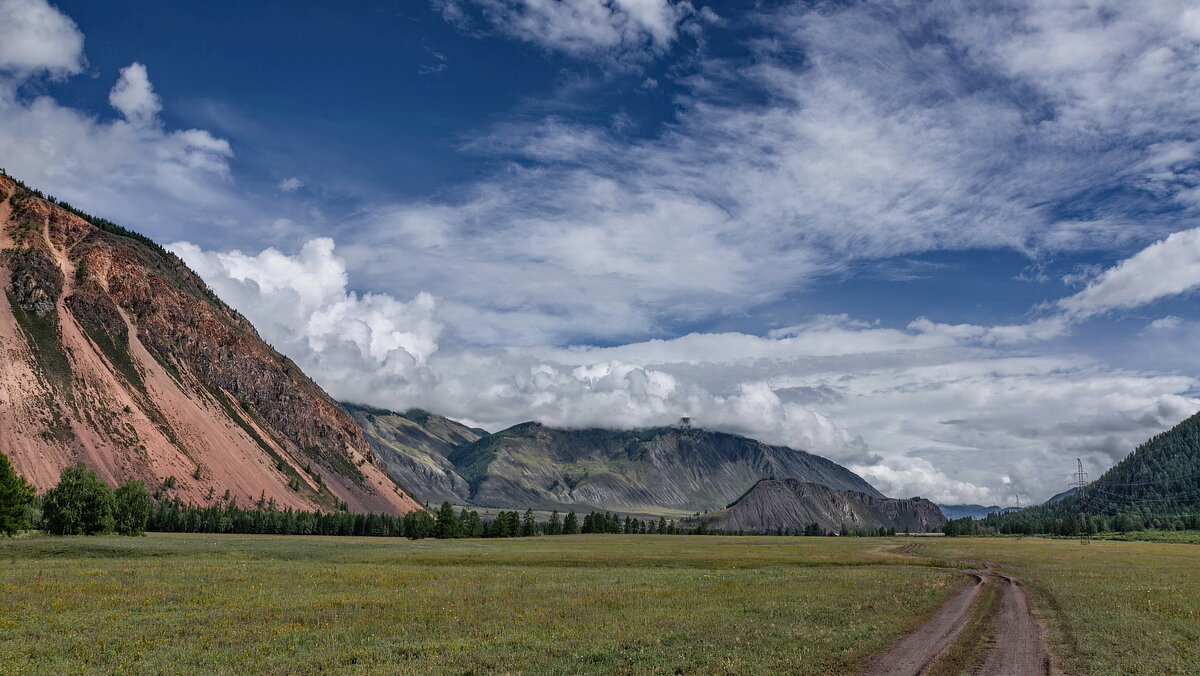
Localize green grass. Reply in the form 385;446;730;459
0;534;959;675
917;537;1200;676
4;534;1196;674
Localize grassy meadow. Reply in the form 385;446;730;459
1;534;1197;674
917;537;1200;676
0;534;959;675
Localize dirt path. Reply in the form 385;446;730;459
860;550;1052;676
978;571;1052;676
860;571;985;675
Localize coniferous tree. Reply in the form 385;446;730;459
0;450;35;536
405;509;435;539
435;501;461;538
521;508;537;536
464;509;484;537
563;511;579;534
547;510;562;535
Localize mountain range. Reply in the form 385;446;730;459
991;410;1200;530
347;404;883;515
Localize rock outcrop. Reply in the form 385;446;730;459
0;174;420;514
688;478;947;533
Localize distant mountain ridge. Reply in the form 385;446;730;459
691;479;947;534
937;504;1022;520
0;173;419;514
348;407;884;514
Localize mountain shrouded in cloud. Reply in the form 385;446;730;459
4;0;1200;503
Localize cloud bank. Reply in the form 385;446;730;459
172;237;1200;504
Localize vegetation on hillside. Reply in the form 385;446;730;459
947;412;1200;536
0;450;35;536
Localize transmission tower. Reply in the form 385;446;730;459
1072;458;1089;545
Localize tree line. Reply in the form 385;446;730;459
4;451;902;539
1;457;149;536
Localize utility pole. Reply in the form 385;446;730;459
1072;458;1089;545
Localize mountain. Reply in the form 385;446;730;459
990;411;1200;532
0;173;419;515
937;504;1020;520
354;415;883;514
690;478;947;534
1042;487;1079;505
343;403;484;505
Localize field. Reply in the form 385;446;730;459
917;537;1200;676
0;534;1197;675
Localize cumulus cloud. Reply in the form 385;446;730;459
440;0;697;61
108;62;162;125
0;54;242;244
278;177;303;192
0;0;84;80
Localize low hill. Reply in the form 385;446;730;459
353;415;883;514
0;173;419;515
690;478;946;534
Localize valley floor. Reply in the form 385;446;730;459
0;534;1196;674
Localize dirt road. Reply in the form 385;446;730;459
860;571;985;675
978;571;1052;676
860;556;1052;676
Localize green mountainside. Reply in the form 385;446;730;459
983;411;1200;534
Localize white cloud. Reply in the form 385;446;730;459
1059;227;1200;318
341;0;1200;347
173;237;1200;503
108;62;162;125
278;177;303;192
0;55;241;244
0;0;84;80
442;0;696;61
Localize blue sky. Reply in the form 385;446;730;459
4;0;1200;504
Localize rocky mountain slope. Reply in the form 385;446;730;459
343;403;484;505
691;478;947;534
0;174;419;514
354;414;883;514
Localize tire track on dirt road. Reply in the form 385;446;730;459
860;547;1052;676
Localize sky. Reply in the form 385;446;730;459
3;0;1200;504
